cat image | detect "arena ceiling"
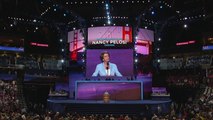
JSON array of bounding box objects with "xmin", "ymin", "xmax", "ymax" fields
[
  {"xmin": 0, "ymin": 0, "xmax": 211, "ymax": 27},
  {"xmin": 0, "ymin": 0, "xmax": 212, "ymax": 53}
]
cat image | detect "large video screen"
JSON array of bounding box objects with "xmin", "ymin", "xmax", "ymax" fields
[
  {"xmin": 88, "ymin": 26, "xmax": 133, "ymax": 48},
  {"xmin": 68, "ymin": 30, "xmax": 85, "ymax": 61},
  {"xmin": 86, "ymin": 49, "xmax": 134, "ymax": 77},
  {"xmin": 135, "ymin": 40, "xmax": 152, "ymax": 55},
  {"xmin": 135, "ymin": 29, "xmax": 154, "ymax": 55}
]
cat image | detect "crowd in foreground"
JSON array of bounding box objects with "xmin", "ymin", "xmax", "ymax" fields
[{"xmin": 1, "ymin": 79, "xmax": 213, "ymax": 120}]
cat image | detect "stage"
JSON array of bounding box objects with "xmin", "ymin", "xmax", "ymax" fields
[
  {"xmin": 47, "ymin": 99, "xmax": 172, "ymax": 114},
  {"xmin": 47, "ymin": 99, "xmax": 171, "ymax": 104},
  {"xmin": 49, "ymin": 79, "xmax": 169, "ymax": 114}
]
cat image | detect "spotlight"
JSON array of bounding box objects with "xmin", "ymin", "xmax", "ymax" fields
[
  {"xmin": 126, "ymin": 24, "xmax": 129, "ymax": 26},
  {"xmin": 10, "ymin": 24, "xmax": 13, "ymax": 27},
  {"xmin": 60, "ymin": 39, "xmax": 63, "ymax": 42},
  {"xmin": 135, "ymin": 59, "xmax": 138, "ymax": 63},
  {"xmin": 151, "ymin": 11, "xmax": 155, "ymax": 15},
  {"xmin": 157, "ymin": 59, "xmax": 160, "ymax": 63},
  {"xmin": 62, "ymin": 49, "xmax": 64, "ymax": 52},
  {"xmin": 184, "ymin": 24, "xmax": 188, "ymax": 28},
  {"xmin": 61, "ymin": 59, "xmax": 64, "ymax": 63},
  {"xmin": 158, "ymin": 38, "xmax": 161, "ymax": 41},
  {"xmin": 157, "ymin": 48, "xmax": 160, "ymax": 51}
]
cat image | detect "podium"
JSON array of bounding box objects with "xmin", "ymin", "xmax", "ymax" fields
[
  {"xmin": 75, "ymin": 81, "xmax": 143, "ymax": 100},
  {"xmin": 103, "ymin": 91, "xmax": 110, "ymax": 103}
]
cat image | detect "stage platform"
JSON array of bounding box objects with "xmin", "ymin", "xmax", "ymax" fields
[
  {"xmin": 47, "ymin": 99, "xmax": 172, "ymax": 114},
  {"xmin": 47, "ymin": 99, "xmax": 171, "ymax": 104}
]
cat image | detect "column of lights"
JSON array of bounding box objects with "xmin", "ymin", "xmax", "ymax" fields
[
  {"xmin": 105, "ymin": 2, "xmax": 111, "ymax": 25},
  {"xmin": 155, "ymin": 37, "xmax": 162, "ymax": 64},
  {"xmin": 41, "ymin": 7, "xmax": 51, "ymax": 16}
]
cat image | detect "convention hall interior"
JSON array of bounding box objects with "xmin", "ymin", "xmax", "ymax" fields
[{"xmin": 0, "ymin": 0, "xmax": 213, "ymax": 119}]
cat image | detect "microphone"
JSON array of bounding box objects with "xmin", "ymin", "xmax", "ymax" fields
[
  {"xmin": 106, "ymin": 62, "xmax": 109, "ymax": 76},
  {"xmin": 106, "ymin": 62, "xmax": 109, "ymax": 70}
]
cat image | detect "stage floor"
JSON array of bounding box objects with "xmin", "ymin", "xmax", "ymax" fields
[{"xmin": 47, "ymin": 99, "xmax": 171, "ymax": 104}]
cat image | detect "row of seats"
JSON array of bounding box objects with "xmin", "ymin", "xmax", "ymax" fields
[
  {"xmin": 0, "ymin": 56, "xmax": 63, "ymax": 70},
  {"xmin": 159, "ymin": 55, "xmax": 212, "ymax": 70}
]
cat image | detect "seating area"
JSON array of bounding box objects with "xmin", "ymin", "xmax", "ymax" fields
[
  {"xmin": 167, "ymin": 75, "xmax": 200, "ymax": 87},
  {"xmin": 186, "ymin": 55, "xmax": 212, "ymax": 68},
  {"xmin": 200, "ymin": 86, "xmax": 213, "ymax": 104},
  {"xmin": 43, "ymin": 58, "xmax": 63, "ymax": 70},
  {"xmin": 159, "ymin": 58, "xmax": 183, "ymax": 70},
  {"xmin": 0, "ymin": 55, "xmax": 63, "ymax": 70},
  {"xmin": 0, "ymin": 80, "xmax": 21, "ymax": 114},
  {"xmin": 0, "ymin": 55, "xmax": 65, "ymax": 77},
  {"xmin": 0, "ymin": 78, "xmax": 212, "ymax": 120},
  {"xmin": 159, "ymin": 55, "xmax": 212, "ymax": 70}
]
